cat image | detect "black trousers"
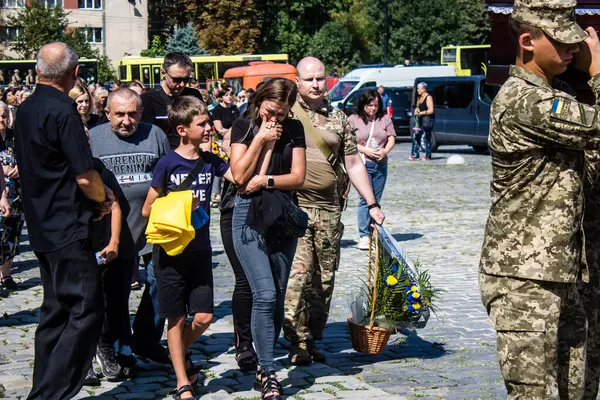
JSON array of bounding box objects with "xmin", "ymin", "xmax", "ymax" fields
[
  {"xmin": 28, "ymin": 240, "xmax": 104, "ymax": 400},
  {"xmin": 220, "ymin": 210, "xmax": 253, "ymax": 351},
  {"xmin": 99, "ymin": 257, "xmax": 134, "ymax": 352}
]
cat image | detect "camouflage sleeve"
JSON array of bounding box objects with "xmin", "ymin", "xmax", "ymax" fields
[
  {"xmin": 506, "ymin": 86, "xmax": 600, "ymax": 150},
  {"xmin": 585, "ymin": 150, "xmax": 600, "ymax": 188},
  {"xmin": 343, "ymin": 118, "xmax": 358, "ymax": 156},
  {"xmin": 589, "ymin": 74, "xmax": 600, "ymax": 104}
]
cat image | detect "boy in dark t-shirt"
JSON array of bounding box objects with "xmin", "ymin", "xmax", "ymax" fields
[{"xmin": 142, "ymin": 96, "xmax": 232, "ymax": 398}]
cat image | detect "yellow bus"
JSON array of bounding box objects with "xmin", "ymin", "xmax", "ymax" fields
[
  {"xmin": 117, "ymin": 54, "xmax": 289, "ymax": 88},
  {"xmin": 441, "ymin": 45, "xmax": 490, "ymax": 76}
]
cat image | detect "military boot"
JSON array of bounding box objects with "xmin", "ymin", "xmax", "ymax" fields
[
  {"xmin": 288, "ymin": 341, "xmax": 312, "ymax": 365},
  {"xmin": 307, "ymin": 340, "xmax": 326, "ymax": 363}
]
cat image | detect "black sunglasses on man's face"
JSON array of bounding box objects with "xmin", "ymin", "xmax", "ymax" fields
[{"xmin": 164, "ymin": 70, "xmax": 190, "ymax": 84}]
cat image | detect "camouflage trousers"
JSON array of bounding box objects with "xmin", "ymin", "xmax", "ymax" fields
[
  {"xmin": 479, "ymin": 272, "xmax": 587, "ymax": 400},
  {"xmin": 283, "ymin": 207, "xmax": 342, "ymax": 343}
]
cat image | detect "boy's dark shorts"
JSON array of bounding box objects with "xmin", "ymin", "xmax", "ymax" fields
[{"xmin": 154, "ymin": 246, "xmax": 214, "ymax": 319}]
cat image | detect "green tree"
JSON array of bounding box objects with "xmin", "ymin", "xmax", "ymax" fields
[
  {"xmin": 147, "ymin": 0, "xmax": 189, "ymax": 43},
  {"xmin": 141, "ymin": 35, "xmax": 167, "ymax": 57},
  {"xmin": 310, "ymin": 22, "xmax": 360, "ymax": 72},
  {"xmin": 166, "ymin": 24, "xmax": 207, "ymax": 56},
  {"xmin": 330, "ymin": 0, "xmax": 378, "ymax": 64},
  {"xmin": 7, "ymin": 0, "xmax": 79, "ymax": 58},
  {"xmin": 367, "ymin": 0, "xmax": 490, "ymax": 64},
  {"xmin": 196, "ymin": 0, "xmax": 261, "ymax": 54},
  {"xmin": 7, "ymin": 0, "xmax": 115, "ymax": 82}
]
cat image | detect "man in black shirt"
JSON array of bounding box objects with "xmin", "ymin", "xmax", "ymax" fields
[
  {"xmin": 141, "ymin": 52, "xmax": 204, "ymax": 149},
  {"xmin": 15, "ymin": 42, "xmax": 114, "ymax": 400}
]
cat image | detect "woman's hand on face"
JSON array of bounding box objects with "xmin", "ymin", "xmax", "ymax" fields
[{"xmin": 257, "ymin": 115, "xmax": 282, "ymax": 142}]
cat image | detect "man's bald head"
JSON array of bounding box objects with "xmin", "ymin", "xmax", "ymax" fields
[
  {"xmin": 295, "ymin": 57, "xmax": 327, "ymax": 106},
  {"xmin": 36, "ymin": 42, "xmax": 78, "ymax": 82},
  {"xmin": 296, "ymin": 57, "xmax": 325, "ymax": 78}
]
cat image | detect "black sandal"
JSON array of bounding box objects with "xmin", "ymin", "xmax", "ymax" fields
[
  {"xmin": 184, "ymin": 352, "xmax": 200, "ymax": 387},
  {"xmin": 172, "ymin": 384, "xmax": 197, "ymax": 400},
  {"xmin": 253, "ymin": 367, "xmax": 283, "ymax": 393},
  {"xmin": 235, "ymin": 347, "xmax": 258, "ymax": 371},
  {"xmin": 260, "ymin": 371, "xmax": 282, "ymax": 400}
]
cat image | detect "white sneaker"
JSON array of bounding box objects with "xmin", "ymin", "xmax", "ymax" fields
[{"xmin": 357, "ymin": 236, "xmax": 370, "ymax": 250}]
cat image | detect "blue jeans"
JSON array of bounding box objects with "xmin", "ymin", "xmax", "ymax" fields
[
  {"xmin": 132, "ymin": 257, "xmax": 166, "ymax": 349},
  {"xmin": 358, "ymin": 160, "xmax": 388, "ymax": 238},
  {"xmin": 232, "ymin": 196, "xmax": 297, "ymax": 373},
  {"xmin": 411, "ymin": 125, "xmax": 433, "ymax": 159}
]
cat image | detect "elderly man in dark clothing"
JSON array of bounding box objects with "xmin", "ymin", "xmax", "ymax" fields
[{"xmin": 15, "ymin": 42, "xmax": 114, "ymax": 400}]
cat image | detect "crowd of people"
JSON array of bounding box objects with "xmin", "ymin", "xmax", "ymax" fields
[{"xmin": 3, "ymin": 41, "xmax": 392, "ymax": 400}]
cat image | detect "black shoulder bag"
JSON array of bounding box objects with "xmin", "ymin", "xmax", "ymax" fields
[{"xmin": 244, "ymin": 124, "xmax": 308, "ymax": 242}]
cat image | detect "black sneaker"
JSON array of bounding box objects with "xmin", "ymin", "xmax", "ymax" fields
[
  {"xmin": 83, "ymin": 365, "xmax": 100, "ymax": 386},
  {"xmin": 96, "ymin": 347, "xmax": 123, "ymax": 381},
  {"xmin": 1, "ymin": 277, "xmax": 18, "ymax": 291},
  {"xmin": 117, "ymin": 354, "xmax": 137, "ymax": 379}
]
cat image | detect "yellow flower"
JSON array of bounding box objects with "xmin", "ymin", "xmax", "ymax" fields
[
  {"xmin": 412, "ymin": 292, "xmax": 421, "ymax": 299},
  {"xmin": 410, "ymin": 285, "xmax": 418, "ymax": 292},
  {"xmin": 386, "ymin": 275, "xmax": 398, "ymax": 287},
  {"xmin": 413, "ymin": 303, "xmax": 422, "ymax": 310}
]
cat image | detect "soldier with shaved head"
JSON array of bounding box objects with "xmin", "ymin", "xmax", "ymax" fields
[{"xmin": 283, "ymin": 56, "xmax": 385, "ymax": 365}]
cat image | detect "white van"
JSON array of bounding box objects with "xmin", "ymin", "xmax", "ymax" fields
[{"xmin": 328, "ymin": 65, "xmax": 457, "ymax": 108}]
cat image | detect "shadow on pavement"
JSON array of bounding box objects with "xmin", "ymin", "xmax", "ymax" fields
[
  {"xmin": 0, "ymin": 308, "xmax": 40, "ymax": 327},
  {"xmin": 392, "ymin": 233, "xmax": 423, "ymax": 242}
]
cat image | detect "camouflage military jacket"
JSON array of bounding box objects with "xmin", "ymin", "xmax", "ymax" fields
[
  {"xmin": 291, "ymin": 95, "xmax": 357, "ymax": 210},
  {"xmin": 480, "ymin": 65, "xmax": 600, "ymax": 283}
]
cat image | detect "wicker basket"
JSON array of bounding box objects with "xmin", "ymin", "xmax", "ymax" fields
[
  {"xmin": 347, "ymin": 228, "xmax": 392, "ymax": 355},
  {"xmin": 347, "ymin": 317, "xmax": 392, "ymax": 355}
]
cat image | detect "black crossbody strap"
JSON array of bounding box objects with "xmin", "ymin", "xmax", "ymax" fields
[{"xmin": 174, "ymin": 156, "xmax": 206, "ymax": 191}]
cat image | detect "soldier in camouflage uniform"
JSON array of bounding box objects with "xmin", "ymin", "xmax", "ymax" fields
[
  {"xmin": 479, "ymin": 0, "xmax": 600, "ymax": 398},
  {"xmin": 283, "ymin": 57, "xmax": 385, "ymax": 365}
]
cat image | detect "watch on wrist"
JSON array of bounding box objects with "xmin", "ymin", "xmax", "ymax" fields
[
  {"xmin": 367, "ymin": 202, "xmax": 380, "ymax": 210},
  {"xmin": 267, "ymin": 175, "xmax": 275, "ymax": 189}
]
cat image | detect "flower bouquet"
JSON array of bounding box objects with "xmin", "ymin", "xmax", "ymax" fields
[
  {"xmin": 348, "ymin": 225, "xmax": 439, "ymax": 354},
  {"xmin": 211, "ymin": 134, "xmax": 229, "ymax": 162}
]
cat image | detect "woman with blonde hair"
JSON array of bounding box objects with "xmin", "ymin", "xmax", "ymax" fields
[{"xmin": 69, "ymin": 79, "xmax": 100, "ymax": 129}]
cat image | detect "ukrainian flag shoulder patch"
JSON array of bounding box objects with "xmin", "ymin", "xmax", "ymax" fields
[
  {"xmin": 550, "ymin": 97, "xmax": 596, "ymax": 128},
  {"xmin": 552, "ymin": 98, "xmax": 565, "ymax": 115}
]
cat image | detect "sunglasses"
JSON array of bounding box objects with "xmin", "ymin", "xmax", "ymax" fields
[{"xmin": 165, "ymin": 71, "xmax": 190, "ymax": 84}]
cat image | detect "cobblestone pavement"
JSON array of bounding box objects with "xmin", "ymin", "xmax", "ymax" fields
[{"xmin": 0, "ymin": 143, "xmax": 506, "ymax": 399}]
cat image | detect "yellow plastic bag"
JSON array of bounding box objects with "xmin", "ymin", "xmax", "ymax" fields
[{"xmin": 145, "ymin": 190, "xmax": 196, "ymax": 256}]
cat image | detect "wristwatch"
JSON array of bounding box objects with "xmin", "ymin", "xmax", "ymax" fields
[
  {"xmin": 267, "ymin": 175, "xmax": 275, "ymax": 189},
  {"xmin": 368, "ymin": 202, "xmax": 380, "ymax": 210}
]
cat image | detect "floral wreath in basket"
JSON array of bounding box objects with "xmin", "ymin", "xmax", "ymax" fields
[{"xmin": 351, "ymin": 225, "xmax": 439, "ymax": 332}]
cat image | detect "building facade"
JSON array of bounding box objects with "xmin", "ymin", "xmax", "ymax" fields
[{"xmin": 1, "ymin": 0, "xmax": 148, "ymax": 64}]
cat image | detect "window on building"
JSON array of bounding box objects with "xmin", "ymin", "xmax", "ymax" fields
[
  {"xmin": 78, "ymin": 0, "xmax": 102, "ymax": 9},
  {"xmin": 80, "ymin": 27, "xmax": 103, "ymax": 44},
  {"xmin": 3, "ymin": 0, "xmax": 25, "ymax": 8},
  {"xmin": 42, "ymin": 0, "xmax": 63, "ymax": 7},
  {"xmin": 3, "ymin": 27, "xmax": 20, "ymax": 43}
]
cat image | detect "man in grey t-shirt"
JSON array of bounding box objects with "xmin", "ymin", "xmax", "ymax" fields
[{"xmin": 89, "ymin": 88, "xmax": 171, "ymax": 365}]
